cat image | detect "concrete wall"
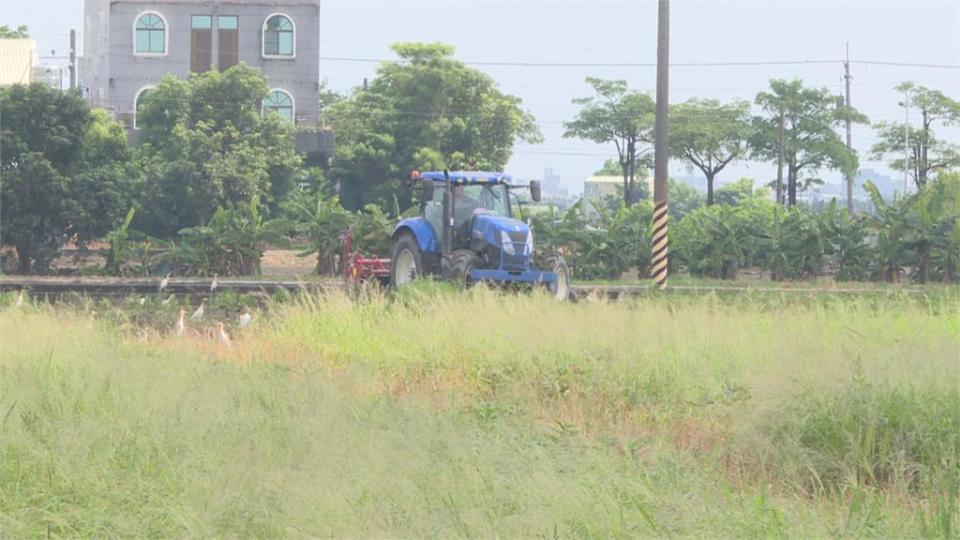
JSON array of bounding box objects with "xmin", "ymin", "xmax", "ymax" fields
[{"xmin": 83, "ymin": 0, "xmax": 320, "ymax": 126}]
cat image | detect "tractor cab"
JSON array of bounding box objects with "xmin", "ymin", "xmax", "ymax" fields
[
  {"xmin": 417, "ymin": 172, "xmax": 516, "ymax": 250},
  {"xmin": 389, "ymin": 170, "xmax": 570, "ymax": 300}
]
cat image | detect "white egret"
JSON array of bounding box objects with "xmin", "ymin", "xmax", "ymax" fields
[
  {"xmin": 191, "ymin": 299, "xmax": 206, "ymax": 320},
  {"xmin": 217, "ymin": 322, "xmax": 231, "ymax": 347},
  {"xmin": 175, "ymin": 309, "xmax": 186, "ymax": 336}
]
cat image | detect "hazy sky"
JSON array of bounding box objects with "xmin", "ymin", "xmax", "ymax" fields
[{"xmin": 3, "ymin": 0, "xmax": 958, "ymax": 193}]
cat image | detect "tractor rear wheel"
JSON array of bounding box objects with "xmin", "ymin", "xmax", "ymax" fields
[
  {"xmin": 390, "ymin": 233, "xmax": 423, "ymax": 288},
  {"xmin": 543, "ymin": 255, "xmax": 571, "ymax": 301},
  {"xmin": 449, "ymin": 250, "xmax": 482, "ymax": 290}
]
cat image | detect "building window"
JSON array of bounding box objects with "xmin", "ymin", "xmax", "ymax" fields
[
  {"xmin": 218, "ymin": 16, "xmax": 239, "ymax": 70},
  {"xmin": 133, "ymin": 85, "xmax": 154, "ymax": 129},
  {"xmin": 134, "ymin": 12, "xmax": 167, "ymax": 55},
  {"xmin": 263, "ymin": 89, "xmax": 294, "ymax": 122},
  {"xmin": 262, "ymin": 14, "xmax": 294, "ymax": 57},
  {"xmin": 190, "ymin": 15, "xmax": 212, "ymax": 73}
]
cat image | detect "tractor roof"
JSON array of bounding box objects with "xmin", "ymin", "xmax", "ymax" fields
[{"xmin": 418, "ymin": 171, "xmax": 513, "ymax": 185}]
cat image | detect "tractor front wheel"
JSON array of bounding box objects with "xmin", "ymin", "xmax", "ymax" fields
[
  {"xmin": 449, "ymin": 250, "xmax": 482, "ymax": 290},
  {"xmin": 390, "ymin": 233, "xmax": 423, "ymax": 288},
  {"xmin": 543, "ymin": 255, "xmax": 571, "ymax": 301}
]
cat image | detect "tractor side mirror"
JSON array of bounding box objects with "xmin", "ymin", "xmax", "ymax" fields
[
  {"xmin": 420, "ymin": 180, "xmax": 435, "ymax": 202},
  {"xmin": 529, "ymin": 180, "xmax": 542, "ymax": 202}
]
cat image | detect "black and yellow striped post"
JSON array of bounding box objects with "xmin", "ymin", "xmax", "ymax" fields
[
  {"xmin": 650, "ymin": 201, "xmax": 669, "ymax": 288},
  {"xmin": 651, "ymin": 0, "xmax": 670, "ymax": 289}
]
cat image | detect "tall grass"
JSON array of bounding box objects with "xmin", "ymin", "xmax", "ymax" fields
[{"xmin": 1, "ymin": 287, "xmax": 957, "ymax": 537}]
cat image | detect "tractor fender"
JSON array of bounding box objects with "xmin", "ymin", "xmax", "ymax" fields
[{"xmin": 393, "ymin": 218, "xmax": 440, "ymax": 254}]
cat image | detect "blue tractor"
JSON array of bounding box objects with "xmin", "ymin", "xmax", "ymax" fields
[{"xmin": 389, "ymin": 170, "xmax": 570, "ymax": 300}]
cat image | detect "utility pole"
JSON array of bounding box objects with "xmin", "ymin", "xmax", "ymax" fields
[
  {"xmin": 843, "ymin": 42, "xmax": 854, "ymax": 213},
  {"xmin": 776, "ymin": 99, "xmax": 785, "ymax": 206},
  {"xmin": 650, "ymin": 0, "xmax": 670, "ymax": 289},
  {"xmin": 69, "ymin": 29, "xmax": 77, "ymax": 90}
]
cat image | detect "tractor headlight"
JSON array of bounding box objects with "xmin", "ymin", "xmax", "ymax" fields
[
  {"xmin": 525, "ymin": 229, "xmax": 534, "ymax": 255},
  {"xmin": 501, "ymin": 230, "xmax": 516, "ymax": 255}
]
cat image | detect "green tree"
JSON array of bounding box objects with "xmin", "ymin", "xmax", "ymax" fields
[
  {"xmin": 594, "ymin": 158, "xmax": 622, "ymax": 176},
  {"xmin": 564, "ymin": 78, "xmax": 655, "ymax": 206},
  {"xmin": 714, "ymin": 178, "xmax": 756, "ymax": 206},
  {"xmin": 331, "ymin": 43, "xmax": 540, "ymax": 211},
  {"xmin": 753, "ymin": 79, "xmax": 866, "ymax": 206},
  {"xmin": 70, "ymin": 109, "xmax": 142, "ymax": 245},
  {"xmin": 871, "ymin": 83, "xmax": 960, "ymax": 190},
  {"xmin": 667, "ymin": 179, "xmax": 705, "ymax": 221},
  {"xmin": 135, "ymin": 64, "xmax": 302, "ymax": 237},
  {"xmin": 0, "ymin": 85, "xmax": 135, "ymax": 272},
  {"xmin": 0, "ymin": 25, "xmax": 29, "ymax": 38},
  {"xmin": 669, "ymin": 99, "xmax": 752, "ymax": 205}
]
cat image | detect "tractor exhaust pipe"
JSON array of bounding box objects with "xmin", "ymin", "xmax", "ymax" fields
[{"xmin": 442, "ymin": 169, "xmax": 453, "ymax": 255}]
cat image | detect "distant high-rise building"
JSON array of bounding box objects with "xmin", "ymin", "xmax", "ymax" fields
[
  {"xmin": 541, "ymin": 167, "xmax": 568, "ymax": 197},
  {"xmin": 856, "ymin": 169, "xmax": 902, "ymax": 200}
]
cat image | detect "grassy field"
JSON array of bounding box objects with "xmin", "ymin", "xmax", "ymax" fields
[{"xmin": 1, "ymin": 286, "xmax": 958, "ymax": 537}]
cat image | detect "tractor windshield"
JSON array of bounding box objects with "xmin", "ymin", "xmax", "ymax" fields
[{"xmin": 453, "ymin": 184, "xmax": 510, "ymax": 224}]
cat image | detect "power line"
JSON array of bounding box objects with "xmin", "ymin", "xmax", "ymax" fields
[
  {"xmin": 319, "ymin": 56, "xmax": 844, "ymax": 68},
  {"xmin": 320, "ymin": 56, "xmax": 960, "ymax": 69},
  {"xmin": 853, "ymin": 60, "xmax": 960, "ymax": 70}
]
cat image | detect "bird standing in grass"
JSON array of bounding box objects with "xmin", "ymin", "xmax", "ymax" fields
[
  {"xmin": 210, "ymin": 274, "xmax": 219, "ymax": 294},
  {"xmin": 15, "ymin": 290, "xmax": 24, "ymax": 307},
  {"xmin": 217, "ymin": 322, "xmax": 231, "ymax": 347},
  {"xmin": 238, "ymin": 311, "xmax": 253, "ymax": 329},
  {"xmin": 175, "ymin": 309, "xmax": 186, "ymax": 336},
  {"xmin": 191, "ymin": 299, "xmax": 206, "ymax": 320},
  {"xmin": 159, "ymin": 272, "xmax": 171, "ymax": 292}
]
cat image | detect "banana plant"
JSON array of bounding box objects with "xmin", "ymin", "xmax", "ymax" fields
[
  {"xmin": 287, "ymin": 193, "xmax": 352, "ymax": 275},
  {"xmin": 105, "ymin": 207, "xmax": 137, "ymax": 276},
  {"xmin": 674, "ymin": 204, "xmax": 746, "ymax": 279},
  {"xmin": 178, "ymin": 197, "xmax": 291, "ymax": 276},
  {"xmin": 351, "ymin": 204, "xmax": 393, "ymax": 256},
  {"xmin": 910, "ymin": 176, "xmax": 960, "ymax": 283},
  {"xmin": 862, "ymin": 181, "xmax": 912, "ymax": 282},
  {"xmin": 820, "ymin": 199, "xmax": 870, "ymax": 281}
]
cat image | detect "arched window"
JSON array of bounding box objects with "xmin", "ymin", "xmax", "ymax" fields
[
  {"xmin": 133, "ymin": 86, "xmax": 155, "ymax": 129},
  {"xmin": 134, "ymin": 12, "xmax": 167, "ymax": 55},
  {"xmin": 262, "ymin": 14, "xmax": 294, "ymax": 57},
  {"xmin": 263, "ymin": 89, "xmax": 294, "ymax": 122}
]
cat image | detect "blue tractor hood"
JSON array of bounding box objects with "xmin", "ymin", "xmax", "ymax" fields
[{"xmin": 471, "ymin": 213, "xmax": 530, "ymax": 244}]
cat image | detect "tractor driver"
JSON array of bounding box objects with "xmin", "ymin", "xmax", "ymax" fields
[
  {"xmin": 452, "ymin": 184, "xmax": 482, "ymax": 241},
  {"xmin": 453, "ymin": 184, "xmax": 480, "ymax": 224}
]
